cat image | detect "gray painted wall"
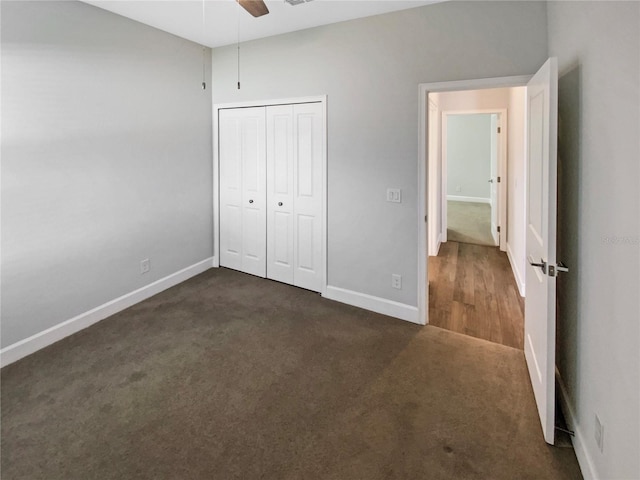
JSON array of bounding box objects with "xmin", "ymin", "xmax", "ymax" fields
[
  {"xmin": 548, "ymin": 2, "xmax": 639, "ymax": 478},
  {"xmin": 1, "ymin": 1, "xmax": 213, "ymax": 348},
  {"xmin": 446, "ymin": 114, "xmax": 492, "ymax": 200},
  {"xmin": 212, "ymin": 1, "xmax": 548, "ymax": 306}
]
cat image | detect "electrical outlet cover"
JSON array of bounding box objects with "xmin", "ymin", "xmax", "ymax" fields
[{"xmin": 140, "ymin": 259, "xmax": 150, "ymax": 274}]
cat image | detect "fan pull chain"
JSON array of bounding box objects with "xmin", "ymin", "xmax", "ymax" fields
[
  {"xmin": 237, "ymin": 0, "xmax": 241, "ymax": 89},
  {"xmin": 201, "ymin": 0, "xmax": 206, "ymax": 89},
  {"xmin": 202, "ymin": 47, "xmax": 206, "ymax": 90}
]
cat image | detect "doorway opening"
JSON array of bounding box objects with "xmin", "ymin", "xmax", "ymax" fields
[
  {"xmin": 442, "ymin": 111, "xmax": 503, "ymax": 248},
  {"xmin": 425, "ymin": 85, "xmax": 527, "ymax": 349},
  {"xmin": 419, "ymin": 60, "xmax": 561, "ymax": 445}
]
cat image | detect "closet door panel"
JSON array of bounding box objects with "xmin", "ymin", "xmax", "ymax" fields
[
  {"xmin": 241, "ymin": 110, "xmax": 267, "ymax": 277},
  {"xmin": 219, "ymin": 107, "xmax": 266, "ymax": 277},
  {"xmin": 219, "ymin": 112, "xmax": 244, "ymax": 271},
  {"xmin": 296, "ymin": 214, "xmax": 315, "ymax": 272},
  {"xmin": 293, "ymin": 103, "xmax": 323, "ymax": 292},
  {"xmin": 266, "ymin": 105, "xmax": 295, "ymax": 285}
]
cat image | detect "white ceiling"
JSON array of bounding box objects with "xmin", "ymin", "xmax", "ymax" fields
[{"xmin": 82, "ymin": 0, "xmax": 441, "ymax": 48}]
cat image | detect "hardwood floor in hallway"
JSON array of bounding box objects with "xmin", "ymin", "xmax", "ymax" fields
[{"xmin": 428, "ymin": 241, "xmax": 525, "ymax": 349}]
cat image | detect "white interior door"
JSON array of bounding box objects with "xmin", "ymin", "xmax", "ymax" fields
[
  {"xmin": 524, "ymin": 57, "xmax": 559, "ymax": 445},
  {"xmin": 490, "ymin": 114, "xmax": 499, "ymax": 245},
  {"xmin": 219, "ymin": 107, "xmax": 267, "ymax": 277},
  {"xmin": 292, "ymin": 102, "xmax": 323, "ymax": 292},
  {"xmin": 266, "ymin": 105, "xmax": 295, "ymax": 285}
]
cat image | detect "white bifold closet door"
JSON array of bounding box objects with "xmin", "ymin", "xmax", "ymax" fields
[
  {"xmin": 266, "ymin": 103, "xmax": 323, "ymax": 292},
  {"xmin": 219, "ymin": 102, "xmax": 323, "ymax": 293},
  {"xmin": 219, "ymin": 107, "xmax": 267, "ymax": 277}
]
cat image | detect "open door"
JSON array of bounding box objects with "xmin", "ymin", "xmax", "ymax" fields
[
  {"xmin": 524, "ymin": 57, "xmax": 560, "ymax": 445},
  {"xmin": 489, "ymin": 114, "xmax": 499, "ymax": 245}
]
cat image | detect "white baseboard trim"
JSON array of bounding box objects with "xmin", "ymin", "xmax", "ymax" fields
[
  {"xmin": 506, "ymin": 242, "xmax": 525, "ymax": 297},
  {"xmin": 1, "ymin": 257, "xmax": 214, "ymax": 368},
  {"xmin": 323, "ymin": 286, "xmax": 421, "ymax": 325},
  {"xmin": 447, "ymin": 195, "xmax": 491, "ymax": 204},
  {"xmin": 556, "ymin": 369, "xmax": 596, "ymax": 480},
  {"xmin": 435, "ymin": 233, "xmax": 442, "ymax": 256}
]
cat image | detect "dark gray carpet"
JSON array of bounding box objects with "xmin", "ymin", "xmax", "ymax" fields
[
  {"xmin": 1, "ymin": 268, "xmax": 582, "ymax": 479},
  {"xmin": 448, "ymin": 201, "xmax": 496, "ymax": 246}
]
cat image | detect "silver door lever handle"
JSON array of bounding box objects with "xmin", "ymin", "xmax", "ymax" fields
[
  {"xmin": 549, "ymin": 261, "xmax": 569, "ymax": 277},
  {"xmin": 528, "ymin": 255, "xmax": 547, "ymax": 274}
]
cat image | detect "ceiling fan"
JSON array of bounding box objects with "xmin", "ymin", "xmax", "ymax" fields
[
  {"xmin": 237, "ymin": 0, "xmax": 270, "ymax": 18},
  {"xmin": 236, "ymin": 0, "xmax": 312, "ymax": 18}
]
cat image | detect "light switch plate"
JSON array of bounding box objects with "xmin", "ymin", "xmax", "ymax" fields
[{"xmin": 387, "ymin": 188, "xmax": 401, "ymax": 203}]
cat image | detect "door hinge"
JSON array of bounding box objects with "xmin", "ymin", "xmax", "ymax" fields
[
  {"xmin": 497, "ymin": 226, "xmax": 501, "ymax": 233},
  {"xmin": 555, "ymin": 426, "xmax": 575, "ymax": 437},
  {"xmin": 425, "ymin": 215, "xmax": 428, "ymax": 223},
  {"xmin": 497, "ymin": 127, "xmax": 501, "ymax": 134},
  {"xmin": 497, "ymin": 176, "xmax": 501, "ymax": 183}
]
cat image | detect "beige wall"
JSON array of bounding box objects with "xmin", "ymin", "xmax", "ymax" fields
[{"xmin": 506, "ymin": 87, "xmax": 527, "ymax": 295}]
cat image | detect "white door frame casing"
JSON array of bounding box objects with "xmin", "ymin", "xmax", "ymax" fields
[
  {"xmin": 213, "ymin": 95, "xmax": 328, "ymax": 296},
  {"xmin": 427, "ymin": 98, "xmax": 441, "ymax": 256},
  {"xmin": 440, "ymin": 108, "xmax": 508, "ymax": 251},
  {"xmin": 418, "ymin": 76, "xmax": 531, "ymax": 326}
]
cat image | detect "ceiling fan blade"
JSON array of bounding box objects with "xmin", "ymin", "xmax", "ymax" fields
[{"xmin": 237, "ymin": 0, "xmax": 269, "ymax": 18}]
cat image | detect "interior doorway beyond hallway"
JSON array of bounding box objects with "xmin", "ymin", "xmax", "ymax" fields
[{"xmin": 443, "ymin": 112, "xmax": 500, "ymax": 248}]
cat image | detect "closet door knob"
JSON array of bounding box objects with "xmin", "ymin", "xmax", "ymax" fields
[
  {"xmin": 249, "ymin": 199, "xmax": 254, "ymax": 204},
  {"xmin": 278, "ymin": 202, "xmax": 283, "ymax": 206}
]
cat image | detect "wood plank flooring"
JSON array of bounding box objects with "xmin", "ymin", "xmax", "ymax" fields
[{"xmin": 428, "ymin": 241, "xmax": 525, "ymax": 349}]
